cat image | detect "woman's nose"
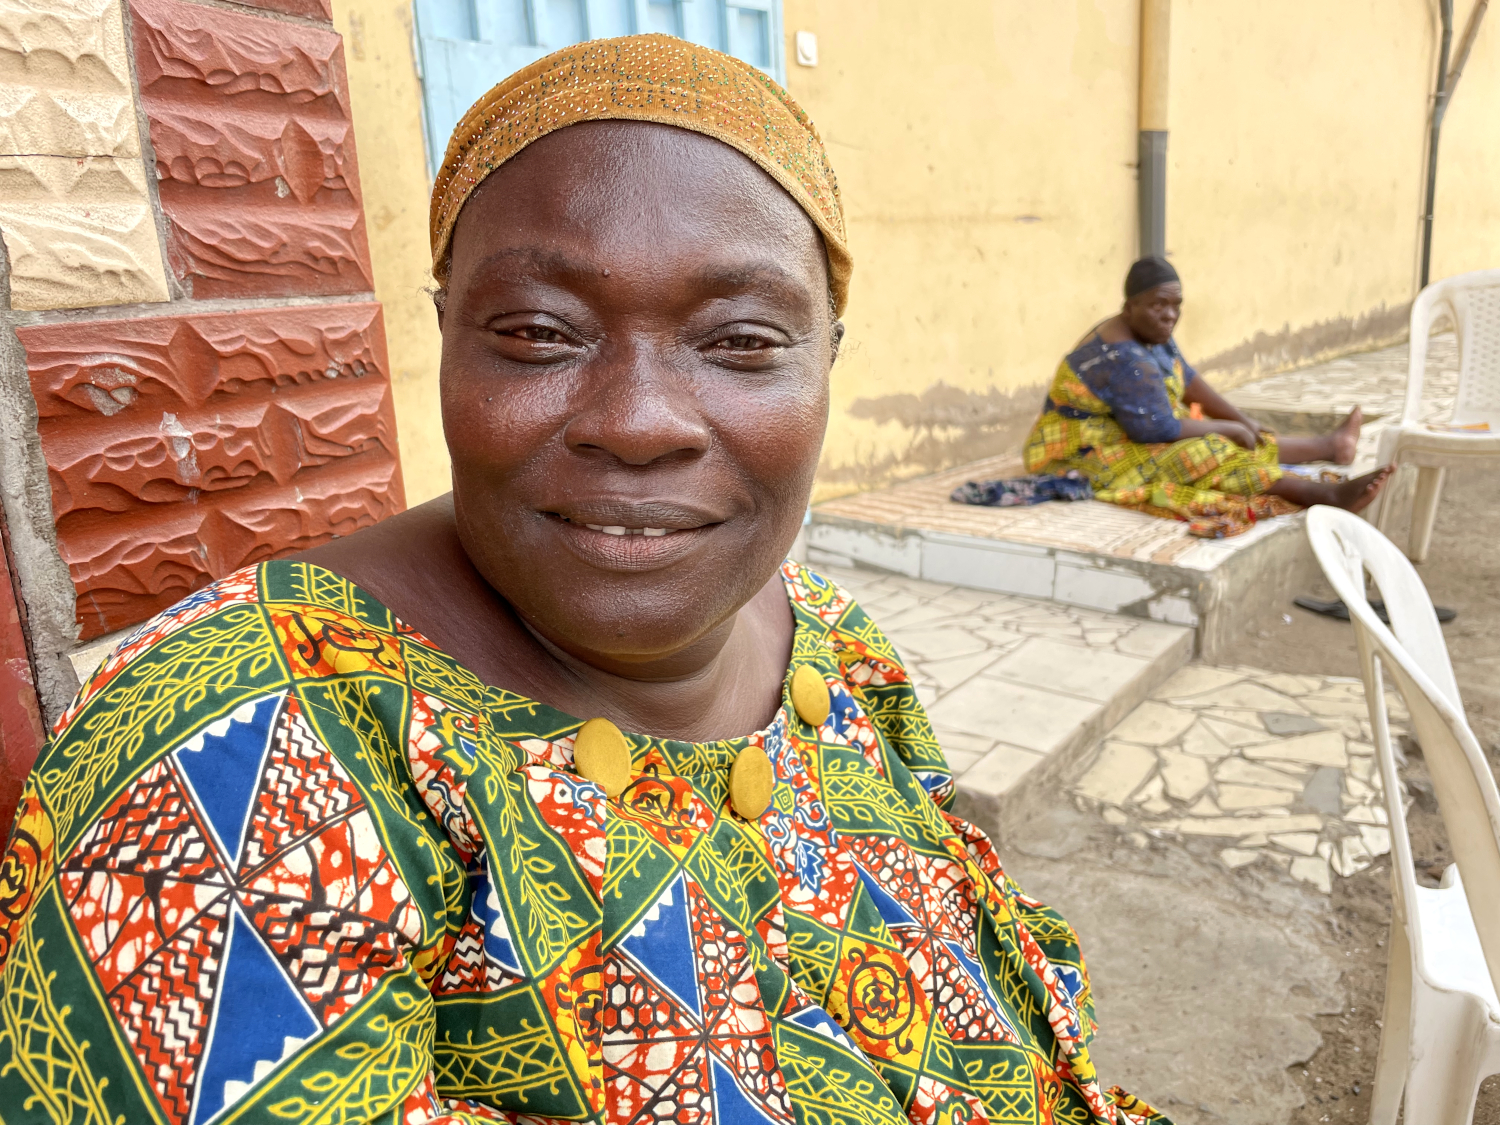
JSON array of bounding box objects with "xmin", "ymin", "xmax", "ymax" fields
[{"xmin": 562, "ymin": 354, "xmax": 712, "ymax": 466}]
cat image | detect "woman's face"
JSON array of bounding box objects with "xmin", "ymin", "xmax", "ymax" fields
[
  {"xmin": 440, "ymin": 121, "xmax": 835, "ymax": 667},
  {"xmin": 1124, "ymin": 281, "xmax": 1182, "ymax": 345}
]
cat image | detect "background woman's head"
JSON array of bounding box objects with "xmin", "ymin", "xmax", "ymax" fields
[
  {"xmin": 1123, "ymin": 256, "xmax": 1182, "ymax": 345},
  {"xmin": 427, "ymin": 39, "xmax": 849, "ymax": 666}
]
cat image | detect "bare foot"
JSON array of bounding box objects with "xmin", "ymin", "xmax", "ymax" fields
[
  {"xmin": 1331, "ymin": 464, "xmax": 1392, "ymax": 513},
  {"xmin": 1331, "ymin": 407, "xmax": 1363, "ymax": 465}
]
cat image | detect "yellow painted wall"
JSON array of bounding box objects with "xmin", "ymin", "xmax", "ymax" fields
[
  {"xmin": 333, "ymin": 0, "xmax": 1500, "ymax": 506},
  {"xmin": 781, "ymin": 0, "xmax": 1141, "ymax": 500},
  {"xmin": 1165, "ymin": 0, "xmax": 1435, "ymax": 383},
  {"xmin": 333, "ymin": 0, "xmax": 451, "ymax": 505}
]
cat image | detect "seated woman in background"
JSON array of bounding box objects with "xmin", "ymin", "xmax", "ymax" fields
[
  {"xmin": 1024, "ymin": 257, "xmax": 1391, "ymax": 535},
  {"xmin": 0, "ymin": 36, "xmax": 1172, "ymax": 1125}
]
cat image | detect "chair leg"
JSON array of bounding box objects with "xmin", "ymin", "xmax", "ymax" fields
[
  {"xmin": 1368, "ymin": 919, "xmax": 1411, "ymax": 1125},
  {"xmin": 1407, "ymin": 466, "xmax": 1445, "ymax": 563},
  {"xmin": 1371, "ymin": 429, "xmax": 1403, "ymax": 532},
  {"xmin": 1400, "ymin": 987, "xmax": 1487, "ymax": 1125}
]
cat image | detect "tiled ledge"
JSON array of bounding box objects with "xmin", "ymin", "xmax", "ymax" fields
[{"xmin": 810, "ymin": 459, "xmax": 1306, "ymax": 665}]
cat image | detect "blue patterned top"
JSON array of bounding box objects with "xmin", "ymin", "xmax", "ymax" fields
[{"xmin": 1060, "ymin": 333, "xmax": 1197, "ymax": 443}]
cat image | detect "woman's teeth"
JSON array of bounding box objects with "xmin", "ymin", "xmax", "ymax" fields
[{"xmin": 585, "ymin": 525, "xmax": 672, "ymax": 537}]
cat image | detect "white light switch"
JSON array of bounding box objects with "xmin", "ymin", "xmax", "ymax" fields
[{"xmin": 795, "ymin": 30, "xmax": 818, "ymax": 67}]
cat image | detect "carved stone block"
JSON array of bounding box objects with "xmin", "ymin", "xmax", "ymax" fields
[
  {"xmin": 0, "ymin": 154, "xmax": 170, "ymax": 309},
  {"xmin": 129, "ymin": 0, "xmax": 374, "ymax": 299},
  {"xmin": 17, "ymin": 303, "xmax": 405, "ymax": 638},
  {"xmin": 0, "ymin": 0, "xmax": 139, "ymax": 156},
  {"xmin": 229, "ymin": 0, "xmax": 334, "ymax": 24},
  {"xmin": 0, "ymin": 0, "xmax": 170, "ymax": 309}
]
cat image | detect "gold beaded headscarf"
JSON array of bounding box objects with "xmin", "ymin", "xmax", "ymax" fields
[{"xmin": 428, "ymin": 34, "xmax": 852, "ymax": 314}]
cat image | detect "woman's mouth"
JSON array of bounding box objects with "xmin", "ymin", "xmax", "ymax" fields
[
  {"xmin": 546, "ymin": 510, "xmax": 717, "ymax": 570},
  {"xmin": 583, "ymin": 524, "xmax": 674, "ymax": 537}
]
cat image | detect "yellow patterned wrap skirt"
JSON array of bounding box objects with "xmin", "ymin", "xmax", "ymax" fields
[{"xmin": 1023, "ymin": 355, "xmax": 1293, "ymax": 537}]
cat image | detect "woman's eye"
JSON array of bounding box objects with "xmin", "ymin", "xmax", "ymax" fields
[
  {"xmin": 509, "ymin": 326, "xmax": 566, "ymax": 343},
  {"xmin": 721, "ymin": 334, "xmax": 770, "ymax": 350}
]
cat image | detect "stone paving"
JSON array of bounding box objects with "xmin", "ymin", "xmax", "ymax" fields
[
  {"xmin": 823, "ymin": 563, "xmax": 1192, "ymax": 793},
  {"xmin": 1067, "ymin": 662, "xmax": 1406, "ymax": 894}
]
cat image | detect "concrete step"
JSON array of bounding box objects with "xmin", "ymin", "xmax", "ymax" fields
[
  {"xmin": 809, "ymin": 455, "xmax": 1309, "ymax": 665},
  {"xmin": 824, "ymin": 563, "xmax": 1193, "ymax": 843}
]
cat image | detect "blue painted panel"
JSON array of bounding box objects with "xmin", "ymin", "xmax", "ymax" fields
[
  {"xmin": 586, "ymin": 0, "xmax": 635, "ymax": 38},
  {"xmin": 541, "ymin": 0, "xmax": 588, "ymax": 45},
  {"xmin": 417, "ymin": 0, "xmax": 478, "ymax": 41},
  {"xmin": 728, "ymin": 6, "xmax": 769, "ymax": 68},
  {"xmin": 644, "ymin": 0, "xmax": 681, "ymax": 36}
]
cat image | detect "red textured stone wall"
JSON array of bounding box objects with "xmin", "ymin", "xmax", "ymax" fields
[
  {"xmin": 20, "ymin": 305, "xmax": 403, "ymax": 639},
  {"xmin": 130, "ymin": 0, "xmax": 374, "ymax": 299},
  {"xmin": 0, "ymin": 508, "xmax": 45, "ymax": 843},
  {"xmin": 0, "ymin": 0, "xmax": 407, "ymax": 653}
]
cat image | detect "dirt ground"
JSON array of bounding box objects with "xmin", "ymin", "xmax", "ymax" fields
[{"xmin": 1233, "ymin": 465, "xmax": 1500, "ymax": 1123}]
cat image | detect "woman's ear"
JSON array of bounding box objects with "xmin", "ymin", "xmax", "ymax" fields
[{"xmin": 830, "ymin": 320, "xmax": 846, "ymax": 366}]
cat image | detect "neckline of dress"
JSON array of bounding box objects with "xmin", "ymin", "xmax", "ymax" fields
[
  {"xmin": 1087, "ymin": 327, "xmax": 1173, "ymax": 353},
  {"xmin": 285, "ymin": 559, "xmax": 809, "ymax": 753}
]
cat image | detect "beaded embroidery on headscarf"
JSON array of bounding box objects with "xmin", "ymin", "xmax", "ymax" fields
[{"xmin": 427, "ymin": 34, "xmax": 852, "ymax": 314}]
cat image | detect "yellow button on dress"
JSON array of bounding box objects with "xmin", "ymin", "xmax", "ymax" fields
[
  {"xmin": 573, "ymin": 716, "xmax": 632, "ymax": 797},
  {"xmin": 728, "ymin": 744, "xmax": 774, "ymax": 819},
  {"xmin": 790, "ymin": 663, "xmax": 830, "ymax": 727}
]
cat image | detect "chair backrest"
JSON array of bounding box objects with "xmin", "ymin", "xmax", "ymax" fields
[
  {"xmin": 1306, "ymin": 505, "xmax": 1500, "ymax": 993},
  {"xmin": 1406, "ymin": 268, "xmax": 1500, "ymax": 426}
]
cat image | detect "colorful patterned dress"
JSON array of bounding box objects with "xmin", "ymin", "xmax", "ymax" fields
[
  {"xmin": 0, "ymin": 559, "xmax": 1169, "ymax": 1125},
  {"xmin": 1024, "ymin": 332, "xmax": 1292, "ymax": 537}
]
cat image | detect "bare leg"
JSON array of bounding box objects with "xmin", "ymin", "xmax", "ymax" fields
[
  {"xmin": 1269, "ymin": 464, "xmax": 1392, "ymax": 513},
  {"xmin": 1276, "ymin": 407, "xmax": 1363, "ymax": 466}
]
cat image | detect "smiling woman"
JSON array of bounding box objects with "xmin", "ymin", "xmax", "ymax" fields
[{"xmin": 0, "ymin": 35, "xmax": 1170, "ymax": 1125}]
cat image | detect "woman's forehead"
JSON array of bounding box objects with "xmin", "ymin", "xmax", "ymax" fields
[{"xmin": 447, "ymin": 122, "xmax": 827, "ymax": 292}]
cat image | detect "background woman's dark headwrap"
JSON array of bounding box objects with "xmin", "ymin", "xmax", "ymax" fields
[{"xmin": 1124, "ymin": 256, "xmax": 1180, "ymax": 299}]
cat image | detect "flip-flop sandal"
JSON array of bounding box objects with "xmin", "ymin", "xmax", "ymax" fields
[{"xmin": 1293, "ymin": 596, "xmax": 1457, "ymax": 624}]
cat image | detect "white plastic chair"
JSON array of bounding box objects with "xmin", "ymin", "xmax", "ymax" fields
[
  {"xmin": 1306, "ymin": 506, "xmax": 1500, "ymax": 1124},
  {"xmin": 1373, "ymin": 268, "xmax": 1500, "ymax": 562}
]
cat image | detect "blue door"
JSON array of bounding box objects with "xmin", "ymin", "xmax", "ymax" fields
[{"xmin": 414, "ymin": 0, "xmax": 785, "ymax": 176}]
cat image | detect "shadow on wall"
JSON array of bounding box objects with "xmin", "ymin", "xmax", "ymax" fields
[
  {"xmin": 818, "ymin": 380, "xmax": 1043, "ymax": 495},
  {"xmin": 1198, "ymin": 301, "xmax": 1412, "ymax": 392}
]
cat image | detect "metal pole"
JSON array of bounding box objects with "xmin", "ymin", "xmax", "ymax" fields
[
  {"xmin": 1138, "ymin": 0, "xmax": 1170, "ymax": 258},
  {"xmin": 1420, "ymin": 0, "xmax": 1455, "ymax": 289}
]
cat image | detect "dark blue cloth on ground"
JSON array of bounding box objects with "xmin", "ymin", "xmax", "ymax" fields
[{"xmin": 951, "ymin": 469, "xmax": 1094, "ymax": 507}]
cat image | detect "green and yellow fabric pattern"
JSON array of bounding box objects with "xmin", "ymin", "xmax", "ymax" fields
[
  {"xmin": 1025, "ymin": 335, "xmax": 1292, "ymax": 537},
  {"xmin": 0, "ymin": 559, "xmax": 1169, "ymax": 1125}
]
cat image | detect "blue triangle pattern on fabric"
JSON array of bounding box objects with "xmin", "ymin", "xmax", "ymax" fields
[
  {"xmin": 854, "ymin": 863, "xmax": 917, "ymax": 929},
  {"xmin": 471, "ymin": 867, "xmax": 523, "ymax": 974},
  {"xmin": 192, "ymin": 904, "xmax": 317, "ymax": 1125},
  {"xmin": 711, "ymin": 1056, "xmax": 778, "ymax": 1125},
  {"xmin": 787, "ymin": 1003, "xmax": 859, "ymax": 1052},
  {"xmin": 619, "ymin": 872, "xmax": 701, "ymax": 1016},
  {"xmin": 943, "ymin": 939, "xmax": 1007, "ymax": 1020},
  {"xmin": 174, "ymin": 693, "xmax": 283, "ymax": 865}
]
